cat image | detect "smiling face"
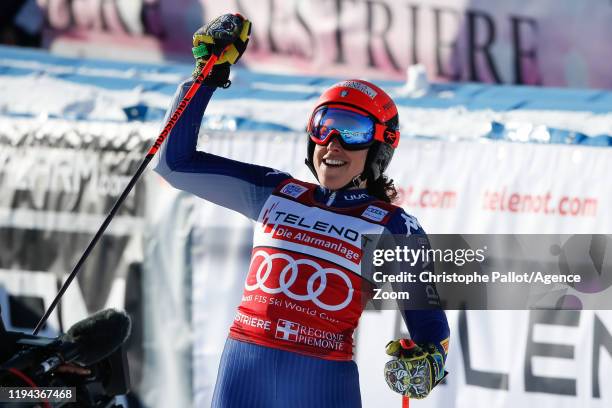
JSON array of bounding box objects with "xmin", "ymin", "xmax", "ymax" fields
[{"xmin": 313, "ymin": 137, "xmax": 368, "ymax": 190}]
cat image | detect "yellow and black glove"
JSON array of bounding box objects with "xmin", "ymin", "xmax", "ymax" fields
[
  {"xmin": 192, "ymin": 13, "xmax": 252, "ymax": 87},
  {"xmin": 384, "ymin": 339, "xmax": 448, "ymax": 399}
]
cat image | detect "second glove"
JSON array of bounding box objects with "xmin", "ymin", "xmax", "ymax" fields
[{"xmin": 384, "ymin": 339, "xmax": 448, "ymax": 399}]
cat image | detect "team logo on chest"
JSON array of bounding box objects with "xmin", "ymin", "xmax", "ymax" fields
[
  {"xmin": 245, "ymin": 249, "xmax": 354, "ymax": 311},
  {"xmin": 259, "ymin": 202, "xmax": 363, "ymax": 265},
  {"xmin": 264, "ymin": 210, "xmax": 359, "ymax": 242},
  {"xmin": 345, "ymin": 193, "xmax": 368, "ymax": 201}
]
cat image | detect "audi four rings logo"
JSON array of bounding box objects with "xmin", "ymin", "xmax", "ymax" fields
[{"xmin": 245, "ymin": 250, "xmax": 354, "ymax": 311}]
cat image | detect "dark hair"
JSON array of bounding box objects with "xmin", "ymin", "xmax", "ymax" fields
[{"xmin": 367, "ymin": 174, "xmax": 398, "ymax": 203}]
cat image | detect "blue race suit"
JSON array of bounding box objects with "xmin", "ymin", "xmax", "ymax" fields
[{"xmin": 154, "ymin": 80, "xmax": 450, "ymax": 407}]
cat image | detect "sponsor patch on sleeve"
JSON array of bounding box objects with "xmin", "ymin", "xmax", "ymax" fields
[
  {"xmin": 280, "ymin": 183, "xmax": 308, "ymax": 198},
  {"xmin": 361, "ymin": 205, "xmax": 389, "ymax": 222}
]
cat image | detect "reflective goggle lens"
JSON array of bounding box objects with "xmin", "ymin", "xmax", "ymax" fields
[{"xmin": 310, "ymin": 107, "xmax": 375, "ymax": 147}]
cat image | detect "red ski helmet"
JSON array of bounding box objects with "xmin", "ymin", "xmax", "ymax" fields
[{"xmin": 305, "ymin": 79, "xmax": 400, "ymax": 184}]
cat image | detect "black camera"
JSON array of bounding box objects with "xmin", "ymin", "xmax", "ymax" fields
[{"xmin": 0, "ymin": 306, "xmax": 131, "ymax": 407}]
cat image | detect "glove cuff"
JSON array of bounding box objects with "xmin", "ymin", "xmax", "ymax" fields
[{"xmin": 192, "ymin": 62, "xmax": 231, "ymax": 88}]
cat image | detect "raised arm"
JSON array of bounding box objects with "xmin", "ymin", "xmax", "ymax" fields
[
  {"xmin": 153, "ymin": 14, "xmax": 291, "ymax": 220},
  {"xmin": 153, "ymin": 80, "xmax": 291, "ymax": 220}
]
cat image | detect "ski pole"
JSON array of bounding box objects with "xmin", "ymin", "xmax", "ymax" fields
[{"xmin": 33, "ymin": 52, "xmax": 222, "ymax": 335}]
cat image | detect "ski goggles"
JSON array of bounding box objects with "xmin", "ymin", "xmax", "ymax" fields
[{"xmin": 307, "ymin": 105, "xmax": 399, "ymax": 150}]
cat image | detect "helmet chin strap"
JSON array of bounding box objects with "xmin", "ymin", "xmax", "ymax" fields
[{"xmin": 339, "ymin": 172, "xmax": 367, "ymax": 191}]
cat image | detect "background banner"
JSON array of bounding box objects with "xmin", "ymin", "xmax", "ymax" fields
[
  {"xmin": 37, "ymin": 0, "xmax": 612, "ymax": 88},
  {"xmin": 0, "ymin": 119, "xmax": 150, "ymax": 399}
]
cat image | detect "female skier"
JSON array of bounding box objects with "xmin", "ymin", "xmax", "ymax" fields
[{"xmin": 154, "ymin": 13, "xmax": 449, "ymax": 408}]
